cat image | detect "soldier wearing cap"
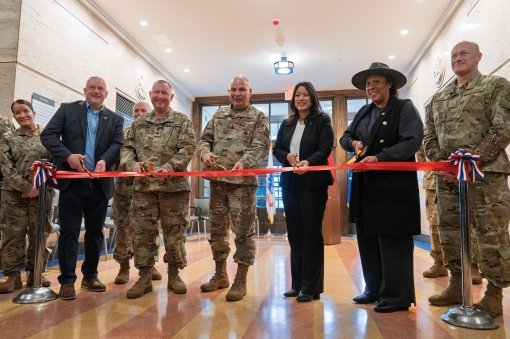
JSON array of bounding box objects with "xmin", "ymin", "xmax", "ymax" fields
[{"xmin": 424, "ymin": 41, "xmax": 510, "ymax": 318}]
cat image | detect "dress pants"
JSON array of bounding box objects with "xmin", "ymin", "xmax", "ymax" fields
[
  {"xmin": 57, "ymin": 179, "xmax": 108, "ymax": 284},
  {"xmin": 356, "ymin": 231, "xmax": 415, "ymax": 307},
  {"xmin": 282, "ymin": 174, "xmax": 328, "ymax": 295}
]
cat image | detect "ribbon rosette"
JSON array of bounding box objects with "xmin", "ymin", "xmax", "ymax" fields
[
  {"xmin": 448, "ymin": 149, "xmax": 484, "ymax": 183},
  {"xmin": 31, "ymin": 160, "xmax": 58, "ymax": 188}
]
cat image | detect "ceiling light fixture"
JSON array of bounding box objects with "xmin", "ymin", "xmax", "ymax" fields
[
  {"xmin": 140, "ymin": 20, "xmax": 148, "ymax": 26},
  {"xmin": 401, "ymin": 29, "xmax": 409, "ymax": 35},
  {"xmin": 388, "ymin": 55, "xmax": 396, "ymax": 60},
  {"xmin": 165, "ymin": 48, "xmax": 172, "ymax": 53},
  {"xmin": 274, "ymin": 56, "xmax": 294, "ymax": 75}
]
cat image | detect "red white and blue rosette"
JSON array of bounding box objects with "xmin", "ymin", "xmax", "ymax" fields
[
  {"xmin": 30, "ymin": 160, "xmax": 58, "ymax": 188},
  {"xmin": 448, "ymin": 149, "xmax": 484, "ymax": 183}
]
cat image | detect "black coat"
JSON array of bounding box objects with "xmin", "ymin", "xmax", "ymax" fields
[
  {"xmin": 40, "ymin": 100, "xmax": 124, "ymax": 200},
  {"xmin": 274, "ymin": 113, "xmax": 334, "ymax": 190},
  {"xmin": 340, "ymin": 97, "xmax": 422, "ymax": 236}
]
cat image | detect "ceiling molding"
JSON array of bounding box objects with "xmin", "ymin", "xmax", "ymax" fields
[
  {"xmin": 405, "ymin": 0, "xmax": 464, "ymax": 77},
  {"xmin": 80, "ymin": 0, "xmax": 194, "ymax": 101}
]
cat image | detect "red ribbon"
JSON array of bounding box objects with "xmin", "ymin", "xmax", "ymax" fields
[{"xmin": 53, "ymin": 161, "xmax": 456, "ymax": 179}]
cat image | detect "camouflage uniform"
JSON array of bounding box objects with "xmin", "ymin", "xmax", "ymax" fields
[
  {"xmin": 0, "ymin": 116, "xmax": 14, "ymax": 227},
  {"xmin": 112, "ymin": 127, "xmax": 135, "ymax": 264},
  {"xmin": 197, "ymin": 105, "xmax": 269, "ymax": 265},
  {"xmin": 0, "ymin": 125, "xmax": 53, "ymax": 274},
  {"xmin": 120, "ymin": 109, "xmax": 195, "ymax": 270},
  {"xmin": 416, "ymin": 147, "xmax": 480, "ymax": 264},
  {"xmin": 424, "ymin": 71, "xmax": 510, "ymax": 288}
]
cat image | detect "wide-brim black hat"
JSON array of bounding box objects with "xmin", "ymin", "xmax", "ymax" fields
[{"xmin": 351, "ymin": 62, "xmax": 407, "ymax": 90}]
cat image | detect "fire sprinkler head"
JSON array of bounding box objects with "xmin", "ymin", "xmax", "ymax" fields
[{"xmin": 272, "ymin": 18, "xmax": 280, "ymax": 26}]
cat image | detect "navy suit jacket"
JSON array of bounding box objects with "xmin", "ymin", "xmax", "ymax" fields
[
  {"xmin": 273, "ymin": 112, "xmax": 334, "ymax": 190},
  {"xmin": 41, "ymin": 100, "xmax": 124, "ymax": 200}
]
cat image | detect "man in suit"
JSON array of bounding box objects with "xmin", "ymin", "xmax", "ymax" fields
[{"xmin": 41, "ymin": 76, "xmax": 124, "ymax": 300}]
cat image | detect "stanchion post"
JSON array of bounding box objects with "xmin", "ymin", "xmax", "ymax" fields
[
  {"xmin": 440, "ymin": 180, "xmax": 498, "ymax": 329},
  {"xmin": 13, "ymin": 178, "xmax": 58, "ymax": 304}
]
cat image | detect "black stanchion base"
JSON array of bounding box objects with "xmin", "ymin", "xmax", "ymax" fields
[
  {"xmin": 441, "ymin": 305, "xmax": 499, "ymax": 330},
  {"xmin": 12, "ymin": 287, "xmax": 58, "ymax": 304}
]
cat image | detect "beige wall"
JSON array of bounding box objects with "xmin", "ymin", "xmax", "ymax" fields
[
  {"xmin": 0, "ymin": 0, "xmax": 22, "ymax": 118},
  {"xmin": 403, "ymin": 0, "xmax": 510, "ymax": 234},
  {"xmin": 7, "ymin": 0, "xmax": 193, "ymax": 121},
  {"xmin": 403, "ymin": 0, "xmax": 510, "ymax": 114}
]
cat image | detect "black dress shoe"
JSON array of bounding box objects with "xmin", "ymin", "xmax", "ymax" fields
[
  {"xmin": 353, "ymin": 294, "xmax": 378, "ymax": 304},
  {"xmin": 296, "ymin": 292, "xmax": 320, "ymax": 302},
  {"xmin": 373, "ymin": 302, "xmax": 409, "ymax": 313},
  {"xmin": 283, "ymin": 289, "xmax": 300, "ymax": 297}
]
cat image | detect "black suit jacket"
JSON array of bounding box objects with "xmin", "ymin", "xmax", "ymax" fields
[
  {"xmin": 40, "ymin": 100, "xmax": 124, "ymax": 200},
  {"xmin": 274, "ymin": 113, "xmax": 334, "ymax": 190}
]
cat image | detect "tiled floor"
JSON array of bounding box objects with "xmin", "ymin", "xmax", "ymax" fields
[{"xmin": 0, "ymin": 236, "xmax": 508, "ymax": 338}]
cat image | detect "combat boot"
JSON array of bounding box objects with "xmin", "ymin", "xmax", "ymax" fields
[
  {"xmin": 0, "ymin": 271, "xmax": 22, "ymax": 293},
  {"xmin": 126, "ymin": 268, "xmax": 152, "ymax": 299},
  {"xmin": 423, "ymin": 261, "xmax": 448, "ymax": 278},
  {"xmin": 471, "ymin": 264, "xmax": 482, "ymax": 285},
  {"xmin": 428, "ymin": 270, "xmax": 462, "ymax": 306},
  {"xmin": 151, "ymin": 267, "xmax": 162, "ymax": 280},
  {"xmin": 168, "ymin": 265, "xmax": 187, "ymax": 294},
  {"xmin": 27, "ymin": 271, "xmax": 51, "ymax": 287},
  {"xmin": 226, "ymin": 264, "xmax": 249, "ymax": 302},
  {"xmin": 200, "ymin": 261, "xmax": 230, "ymax": 292},
  {"xmin": 115, "ymin": 261, "xmax": 130, "ymax": 284},
  {"xmin": 474, "ymin": 282, "xmax": 503, "ymax": 318}
]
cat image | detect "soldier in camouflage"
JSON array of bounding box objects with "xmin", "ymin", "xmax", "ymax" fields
[
  {"xmin": 0, "ymin": 100, "xmax": 53, "ymax": 293},
  {"xmin": 112, "ymin": 101, "xmax": 162, "ymax": 284},
  {"xmin": 416, "ymin": 147, "xmax": 482, "ymax": 283},
  {"xmin": 0, "ymin": 115, "xmax": 14, "ymax": 246},
  {"xmin": 121, "ymin": 80, "xmax": 196, "ymax": 299},
  {"xmin": 198, "ymin": 75, "xmax": 269, "ymax": 302},
  {"xmin": 424, "ymin": 41, "xmax": 510, "ymax": 318}
]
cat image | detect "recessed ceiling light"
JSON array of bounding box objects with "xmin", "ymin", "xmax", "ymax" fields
[
  {"xmin": 401, "ymin": 29, "xmax": 409, "ymax": 36},
  {"xmin": 184, "ymin": 68, "xmax": 190, "ymax": 73},
  {"xmin": 165, "ymin": 48, "xmax": 172, "ymax": 53},
  {"xmin": 140, "ymin": 20, "xmax": 148, "ymax": 27},
  {"xmin": 388, "ymin": 55, "xmax": 396, "ymax": 60}
]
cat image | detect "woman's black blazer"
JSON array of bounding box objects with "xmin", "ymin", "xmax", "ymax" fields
[{"xmin": 273, "ymin": 113, "xmax": 334, "ymax": 190}]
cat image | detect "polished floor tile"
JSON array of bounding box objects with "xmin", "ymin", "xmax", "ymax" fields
[{"xmin": 0, "ymin": 236, "xmax": 508, "ymax": 338}]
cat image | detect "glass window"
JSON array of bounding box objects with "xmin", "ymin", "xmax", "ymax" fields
[
  {"xmin": 347, "ymin": 98, "xmax": 369, "ymax": 124},
  {"xmin": 320, "ymin": 100, "xmax": 333, "ymax": 116},
  {"xmin": 201, "ymin": 105, "xmax": 219, "ymax": 131}
]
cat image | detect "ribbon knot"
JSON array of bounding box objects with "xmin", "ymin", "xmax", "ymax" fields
[
  {"xmin": 31, "ymin": 160, "xmax": 58, "ymax": 188},
  {"xmin": 448, "ymin": 149, "xmax": 484, "ymax": 183}
]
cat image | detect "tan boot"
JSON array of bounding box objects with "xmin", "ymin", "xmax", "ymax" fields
[
  {"xmin": 115, "ymin": 261, "xmax": 130, "ymax": 284},
  {"xmin": 200, "ymin": 261, "xmax": 230, "ymax": 292},
  {"xmin": 26, "ymin": 271, "xmax": 51, "ymax": 288},
  {"xmin": 471, "ymin": 264, "xmax": 482, "ymax": 285},
  {"xmin": 423, "ymin": 262, "xmax": 448, "ymax": 278},
  {"xmin": 168, "ymin": 265, "xmax": 187, "ymax": 294},
  {"xmin": 474, "ymin": 282, "xmax": 503, "ymax": 318},
  {"xmin": 0, "ymin": 272, "xmax": 22, "ymax": 294},
  {"xmin": 126, "ymin": 268, "xmax": 152, "ymax": 299},
  {"xmin": 226, "ymin": 264, "xmax": 249, "ymax": 302},
  {"xmin": 428, "ymin": 270, "xmax": 462, "ymax": 306},
  {"xmin": 151, "ymin": 267, "xmax": 162, "ymax": 280}
]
